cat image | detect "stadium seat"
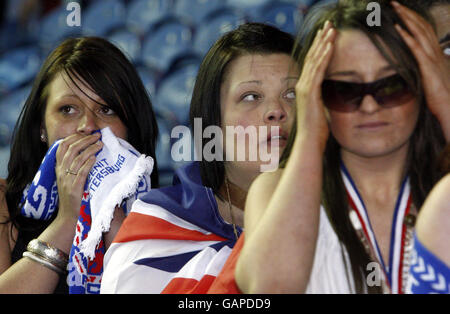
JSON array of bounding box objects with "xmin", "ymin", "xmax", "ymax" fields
[
  {"xmin": 82, "ymin": 0, "xmax": 126, "ymax": 36},
  {"xmin": 39, "ymin": 5, "xmax": 82, "ymax": 53},
  {"xmin": 155, "ymin": 63, "xmax": 199, "ymax": 126},
  {"xmin": 227, "ymin": 0, "xmax": 272, "ymax": 10},
  {"xmin": 173, "ymin": 0, "xmax": 226, "ymax": 25},
  {"xmin": 0, "ymin": 46, "xmax": 40, "ymax": 95},
  {"xmin": 155, "ymin": 115, "xmax": 176, "ymax": 187},
  {"xmin": 141, "ymin": 19, "xmax": 194, "ymax": 73},
  {"xmin": 252, "ymin": 1, "xmax": 303, "ymax": 35},
  {"xmin": 126, "ymin": 0, "xmax": 172, "ymax": 36},
  {"xmin": 193, "ymin": 8, "xmax": 245, "ymax": 55},
  {"xmin": 0, "ymin": 85, "xmax": 31, "ymax": 147},
  {"xmin": 0, "ymin": 146, "xmax": 10, "ymax": 178},
  {"xmin": 136, "ymin": 66, "xmax": 158, "ymax": 98},
  {"xmin": 279, "ymin": 0, "xmax": 315, "ymax": 7},
  {"xmin": 155, "ymin": 115, "xmax": 174, "ymax": 170},
  {"xmin": 107, "ymin": 28, "xmax": 142, "ymax": 64}
]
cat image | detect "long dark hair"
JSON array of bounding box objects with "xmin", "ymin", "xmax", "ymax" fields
[
  {"xmin": 281, "ymin": 0, "xmax": 446, "ymax": 293},
  {"xmin": 5, "ymin": 36, "xmax": 159, "ymax": 231},
  {"xmin": 189, "ymin": 22, "xmax": 295, "ymax": 195}
]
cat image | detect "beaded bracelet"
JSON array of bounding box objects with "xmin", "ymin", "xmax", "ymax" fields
[{"xmin": 23, "ymin": 239, "xmax": 69, "ymax": 275}]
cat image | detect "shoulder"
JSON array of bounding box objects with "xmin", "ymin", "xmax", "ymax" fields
[
  {"xmin": 415, "ymin": 174, "xmax": 450, "ymax": 264},
  {"xmin": 416, "ymin": 174, "xmax": 450, "ymax": 230}
]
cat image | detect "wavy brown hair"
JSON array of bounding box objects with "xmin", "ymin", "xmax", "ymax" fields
[{"xmin": 280, "ymin": 0, "xmax": 446, "ymax": 293}]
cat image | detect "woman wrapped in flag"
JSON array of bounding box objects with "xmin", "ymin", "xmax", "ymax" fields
[
  {"xmin": 0, "ymin": 37, "xmax": 159, "ymax": 293},
  {"xmin": 100, "ymin": 23, "xmax": 299, "ymax": 293},
  {"xmin": 218, "ymin": 0, "xmax": 449, "ymax": 294}
]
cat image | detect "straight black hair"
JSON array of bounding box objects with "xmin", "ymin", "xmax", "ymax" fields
[{"xmin": 5, "ymin": 36, "xmax": 159, "ymax": 231}]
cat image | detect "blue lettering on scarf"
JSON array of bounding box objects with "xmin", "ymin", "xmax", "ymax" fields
[{"xmin": 88, "ymin": 154, "xmax": 126, "ymax": 192}]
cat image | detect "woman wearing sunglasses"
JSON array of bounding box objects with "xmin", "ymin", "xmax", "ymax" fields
[{"xmin": 220, "ymin": 0, "xmax": 450, "ymax": 294}]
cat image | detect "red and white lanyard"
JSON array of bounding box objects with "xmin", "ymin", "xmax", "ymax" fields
[{"xmin": 341, "ymin": 165, "xmax": 415, "ymax": 294}]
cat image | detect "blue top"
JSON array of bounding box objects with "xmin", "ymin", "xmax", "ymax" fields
[{"xmin": 408, "ymin": 234, "xmax": 450, "ymax": 294}]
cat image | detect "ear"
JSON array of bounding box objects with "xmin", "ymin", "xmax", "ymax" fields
[{"xmin": 40, "ymin": 126, "xmax": 47, "ymax": 143}]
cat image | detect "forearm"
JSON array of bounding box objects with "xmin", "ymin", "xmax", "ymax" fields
[
  {"xmin": 235, "ymin": 136, "xmax": 324, "ymax": 293},
  {"xmin": 0, "ymin": 216, "xmax": 76, "ymax": 293}
]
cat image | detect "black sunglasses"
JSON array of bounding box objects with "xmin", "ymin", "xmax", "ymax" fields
[{"xmin": 321, "ymin": 74, "xmax": 415, "ymax": 113}]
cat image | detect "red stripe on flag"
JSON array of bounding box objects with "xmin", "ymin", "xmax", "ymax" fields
[
  {"xmin": 208, "ymin": 233, "xmax": 245, "ymax": 294},
  {"xmin": 113, "ymin": 212, "xmax": 227, "ymax": 243},
  {"xmin": 162, "ymin": 275, "xmax": 217, "ymax": 294}
]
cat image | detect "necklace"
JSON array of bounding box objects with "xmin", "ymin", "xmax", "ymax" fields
[
  {"xmin": 219, "ymin": 175, "xmax": 248, "ymax": 240},
  {"xmin": 224, "ymin": 176, "xmax": 239, "ymax": 240},
  {"xmin": 342, "ymin": 164, "xmax": 416, "ymax": 294}
]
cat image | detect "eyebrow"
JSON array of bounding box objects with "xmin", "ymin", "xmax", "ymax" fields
[
  {"xmin": 440, "ymin": 33, "xmax": 450, "ymax": 44},
  {"xmin": 238, "ymin": 80, "xmax": 261, "ymax": 86}
]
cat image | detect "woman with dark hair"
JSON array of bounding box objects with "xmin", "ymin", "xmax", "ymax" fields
[
  {"xmin": 217, "ymin": 0, "xmax": 449, "ymax": 294},
  {"xmin": 100, "ymin": 22, "xmax": 298, "ymax": 293},
  {"xmin": 0, "ymin": 36, "xmax": 159, "ymax": 293}
]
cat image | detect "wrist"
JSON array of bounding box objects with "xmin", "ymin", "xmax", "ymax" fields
[{"xmin": 38, "ymin": 215, "xmax": 78, "ymax": 255}]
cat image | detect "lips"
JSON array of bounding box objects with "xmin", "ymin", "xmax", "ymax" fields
[
  {"xmin": 356, "ymin": 121, "xmax": 389, "ymax": 129},
  {"xmin": 265, "ymin": 128, "xmax": 289, "ymax": 147}
]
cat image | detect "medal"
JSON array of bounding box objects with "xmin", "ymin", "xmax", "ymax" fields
[{"xmin": 341, "ymin": 163, "xmax": 415, "ymax": 293}]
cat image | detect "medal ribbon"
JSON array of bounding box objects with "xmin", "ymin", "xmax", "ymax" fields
[{"xmin": 341, "ymin": 163, "xmax": 412, "ymax": 293}]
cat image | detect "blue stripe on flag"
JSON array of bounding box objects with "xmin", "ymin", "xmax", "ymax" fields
[{"xmin": 134, "ymin": 250, "xmax": 200, "ymax": 273}]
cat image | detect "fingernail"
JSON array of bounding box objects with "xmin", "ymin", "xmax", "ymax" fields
[{"xmin": 391, "ymin": 1, "xmax": 400, "ymax": 8}]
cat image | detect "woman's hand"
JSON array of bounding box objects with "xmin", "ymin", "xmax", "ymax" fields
[
  {"xmin": 392, "ymin": 1, "xmax": 450, "ymax": 141},
  {"xmin": 54, "ymin": 133, "xmax": 103, "ymax": 222},
  {"xmin": 295, "ymin": 20, "xmax": 337, "ymax": 151}
]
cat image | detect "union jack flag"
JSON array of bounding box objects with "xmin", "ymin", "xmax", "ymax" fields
[{"xmin": 100, "ymin": 162, "xmax": 242, "ymax": 294}]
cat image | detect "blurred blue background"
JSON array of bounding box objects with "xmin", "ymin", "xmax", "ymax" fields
[{"xmin": 0, "ymin": 0, "xmax": 335, "ymax": 186}]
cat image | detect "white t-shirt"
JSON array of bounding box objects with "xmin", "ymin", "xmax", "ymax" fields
[{"xmin": 305, "ymin": 206, "xmax": 357, "ymax": 293}]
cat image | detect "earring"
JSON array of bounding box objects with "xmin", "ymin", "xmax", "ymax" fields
[{"xmin": 40, "ymin": 133, "xmax": 47, "ymax": 143}]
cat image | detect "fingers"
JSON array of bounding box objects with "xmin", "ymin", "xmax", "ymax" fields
[
  {"xmin": 392, "ymin": 1, "xmax": 441, "ymax": 58},
  {"xmin": 394, "ymin": 23, "xmax": 432, "ymax": 69},
  {"xmin": 71, "ymin": 155, "xmax": 97, "ymax": 189},
  {"xmin": 56, "ymin": 133, "xmax": 103, "ymax": 192},
  {"xmin": 67, "ymin": 140, "xmax": 103, "ymax": 176},
  {"xmin": 315, "ymin": 29, "xmax": 336, "ymax": 84},
  {"xmin": 57, "ymin": 133, "xmax": 101, "ymax": 170},
  {"xmin": 297, "ymin": 21, "xmax": 336, "ymax": 97}
]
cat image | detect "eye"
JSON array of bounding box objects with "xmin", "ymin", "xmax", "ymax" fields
[
  {"xmin": 242, "ymin": 93, "xmax": 260, "ymax": 102},
  {"xmin": 443, "ymin": 44, "xmax": 450, "ymax": 57},
  {"xmin": 285, "ymin": 89, "xmax": 296, "ymax": 100},
  {"xmin": 99, "ymin": 105, "xmax": 116, "ymax": 116},
  {"xmin": 59, "ymin": 105, "xmax": 76, "ymax": 114}
]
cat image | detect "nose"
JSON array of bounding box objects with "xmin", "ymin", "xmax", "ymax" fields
[
  {"xmin": 77, "ymin": 111, "xmax": 99, "ymax": 135},
  {"xmin": 264, "ymin": 99, "xmax": 288, "ymax": 124},
  {"xmin": 358, "ymin": 94, "xmax": 382, "ymax": 114}
]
